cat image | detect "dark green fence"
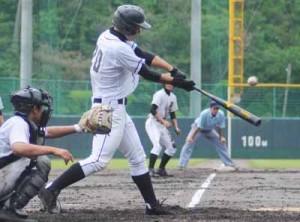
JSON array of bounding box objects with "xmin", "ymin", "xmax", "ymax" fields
[
  {"xmin": 1, "ymin": 77, "xmax": 300, "ymax": 118},
  {"xmin": 44, "ymin": 117, "xmax": 300, "ymax": 159}
]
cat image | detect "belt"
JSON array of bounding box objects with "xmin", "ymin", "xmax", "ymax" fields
[
  {"xmin": 0, "ymin": 154, "xmax": 20, "ymax": 169},
  {"xmin": 93, "ymin": 98, "xmax": 127, "ymax": 105}
]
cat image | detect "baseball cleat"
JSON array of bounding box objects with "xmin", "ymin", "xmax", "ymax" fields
[
  {"xmin": 216, "ymin": 165, "xmax": 236, "ymax": 172},
  {"xmin": 38, "ymin": 187, "xmax": 61, "ymax": 214},
  {"xmin": 145, "ymin": 200, "xmax": 172, "ymax": 215},
  {"xmin": 156, "ymin": 168, "xmax": 173, "ymax": 177}
]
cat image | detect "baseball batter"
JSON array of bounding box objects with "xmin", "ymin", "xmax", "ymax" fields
[
  {"xmin": 146, "ymin": 84, "xmax": 180, "ymax": 177},
  {"xmin": 0, "ymin": 87, "xmax": 75, "ymax": 222},
  {"xmin": 179, "ymin": 101, "xmax": 236, "ymax": 171},
  {"xmin": 0, "ymin": 96, "xmax": 4, "ymax": 126},
  {"xmin": 39, "ymin": 4, "xmax": 195, "ymax": 216}
]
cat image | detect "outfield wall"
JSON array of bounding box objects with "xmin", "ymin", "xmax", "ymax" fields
[{"xmin": 45, "ymin": 117, "xmax": 300, "ymax": 159}]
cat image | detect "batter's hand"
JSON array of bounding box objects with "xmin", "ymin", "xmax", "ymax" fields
[
  {"xmin": 186, "ymin": 137, "xmax": 194, "ymax": 143},
  {"xmin": 170, "ymin": 67, "xmax": 186, "ymax": 79},
  {"xmin": 171, "ymin": 77, "xmax": 195, "ymax": 92},
  {"xmin": 175, "ymin": 127, "xmax": 181, "ymax": 135}
]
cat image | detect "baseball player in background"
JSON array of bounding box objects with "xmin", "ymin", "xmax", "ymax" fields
[
  {"xmin": 0, "ymin": 96, "xmax": 4, "ymax": 126},
  {"xmin": 39, "ymin": 4, "xmax": 195, "ymax": 216},
  {"xmin": 179, "ymin": 101, "xmax": 236, "ymax": 171},
  {"xmin": 0, "ymin": 86, "xmax": 78, "ymax": 222},
  {"xmin": 146, "ymin": 84, "xmax": 180, "ymax": 177}
]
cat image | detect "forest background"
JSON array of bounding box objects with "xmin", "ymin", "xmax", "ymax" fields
[{"xmin": 0, "ymin": 0, "xmax": 299, "ymax": 117}]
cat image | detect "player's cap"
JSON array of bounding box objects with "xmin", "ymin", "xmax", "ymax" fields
[
  {"xmin": 113, "ymin": 5, "xmax": 151, "ymax": 36},
  {"xmin": 210, "ymin": 100, "xmax": 220, "ymax": 108}
]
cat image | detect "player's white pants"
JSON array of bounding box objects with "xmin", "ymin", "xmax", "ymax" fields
[
  {"xmin": 145, "ymin": 117, "xmax": 176, "ymax": 157},
  {"xmin": 79, "ymin": 100, "xmax": 147, "ymax": 177}
]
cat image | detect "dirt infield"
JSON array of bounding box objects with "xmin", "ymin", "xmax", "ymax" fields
[{"xmin": 26, "ymin": 163, "xmax": 300, "ymax": 222}]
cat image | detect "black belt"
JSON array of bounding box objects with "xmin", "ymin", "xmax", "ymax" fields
[
  {"xmin": 0, "ymin": 154, "xmax": 20, "ymax": 169},
  {"xmin": 93, "ymin": 98, "xmax": 127, "ymax": 105}
]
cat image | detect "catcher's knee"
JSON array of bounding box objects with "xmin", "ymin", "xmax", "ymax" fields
[
  {"xmin": 10, "ymin": 169, "xmax": 47, "ymax": 209},
  {"xmin": 35, "ymin": 155, "xmax": 51, "ymax": 181}
]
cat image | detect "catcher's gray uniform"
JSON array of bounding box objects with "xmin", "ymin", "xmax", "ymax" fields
[{"xmin": 0, "ymin": 87, "xmax": 53, "ymax": 221}]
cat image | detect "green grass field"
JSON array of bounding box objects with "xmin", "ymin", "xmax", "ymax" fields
[
  {"xmin": 50, "ymin": 158, "xmax": 300, "ymax": 170},
  {"xmin": 248, "ymin": 159, "xmax": 300, "ymax": 169}
]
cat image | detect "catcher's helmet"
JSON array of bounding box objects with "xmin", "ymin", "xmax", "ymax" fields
[
  {"xmin": 10, "ymin": 86, "xmax": 53, "ymax": 127},
  {"xmin": 112, "ymin": 5, "xmax": 151, "ymax": 36}
]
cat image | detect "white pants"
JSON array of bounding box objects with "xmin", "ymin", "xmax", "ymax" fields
[
  {"xmin": 145, "ymin": 117, "xmax": 176, "ymax": 157},
  {"xmin": 80, "ymin": 100, "xmax": 147, "ymax": 177}
]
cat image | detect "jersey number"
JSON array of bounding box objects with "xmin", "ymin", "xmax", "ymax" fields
[{"xmin": 92, "ymin": 45, "xmax": 103, "ymax": 72}]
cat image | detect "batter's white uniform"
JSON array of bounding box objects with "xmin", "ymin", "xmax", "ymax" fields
[
  {"xmin": 145, "ymin": 89, "xmax": 178, "ymax": 156},
  {"xmin": 79, "ymin": 28, "xmax": 148, "ymax": 177}
]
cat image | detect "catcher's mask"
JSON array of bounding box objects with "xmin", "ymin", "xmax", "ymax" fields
[
  {"xmin": 112, "ymin": 4, "xmax": 151, "ymax": 36},
  {"xmin": 10, "ymin": 86, "xmax": 53, "ymax": 127}
]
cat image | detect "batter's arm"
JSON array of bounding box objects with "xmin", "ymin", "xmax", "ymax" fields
[
  {"xmin": 138, "ymin": 64, "xmax": 195, "ymax": 91},
  {"xmin": 150, "ymin": 55, "xmax": 173, "ymax": 72},
  {"xmin": 134, "ymin": 47, "xmax": 173, "ymax": 71}
]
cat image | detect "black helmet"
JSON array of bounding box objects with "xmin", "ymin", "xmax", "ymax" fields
[
  {"xmin": 10, "ymin": 86, "xmax": 53, "ymax": 126},
  {"xmin": 112, "ymin": 5, "xmax": 151, "ymax": 36}
]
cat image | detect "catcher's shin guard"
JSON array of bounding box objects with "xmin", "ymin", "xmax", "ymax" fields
[{"xmin": 5, "ymin": 156, "xmax": 50, "ymax": 212}]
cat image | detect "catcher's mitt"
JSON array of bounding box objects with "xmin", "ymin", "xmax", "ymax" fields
[{"xmin": 78, "ymin": 105, "xmax": 113, "ymax": 134}]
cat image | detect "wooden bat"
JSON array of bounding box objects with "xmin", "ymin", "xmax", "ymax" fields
[{"xmin": 193, "ymin": 86, "xmax": 262, "ymax": 126}]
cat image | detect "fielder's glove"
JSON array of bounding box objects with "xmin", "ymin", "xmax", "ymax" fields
[
  {"xmin": 78, "ymin": 105, "xmax": 113, "ymax": 134},
  {"xmin": 170, "ymin": 67, "xmax": 186, "ymax": 79}
]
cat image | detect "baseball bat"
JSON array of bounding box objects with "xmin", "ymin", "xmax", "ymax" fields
[{"xmin": 193, "ymin": 86, "xmax": 262, "ymax": 126}]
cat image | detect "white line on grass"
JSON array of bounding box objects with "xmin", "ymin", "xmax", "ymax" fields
[{"xmin": 187, "ymin": 173, "xmax": 216, "ymax": 208}]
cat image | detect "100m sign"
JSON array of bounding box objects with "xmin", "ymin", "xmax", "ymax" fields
[{"xmin": 241, "ymin": 136, "xmax": 268, "ymax": 148}]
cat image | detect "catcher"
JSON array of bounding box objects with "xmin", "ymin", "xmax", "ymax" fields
[{"xmin": 0, "ymin": 86, "xmax": 110, "ymax": 221}]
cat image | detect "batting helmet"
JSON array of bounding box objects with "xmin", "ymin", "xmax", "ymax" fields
[
  {"xmin": 10, "ymin": 86, "xmax": 53, "ymax": 126},
  {"xmin": 112, "ymin": 5, "xmax": 151, "ymax": 36}
]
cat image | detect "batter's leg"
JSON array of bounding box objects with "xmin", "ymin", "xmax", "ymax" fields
[
  {"xmin": 41, "ymin": 105, "xmax": 127, "ymax": 213},
  {"xmin": 119, "ymin": 115, "xmax": 158, "ymax": 211}
]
